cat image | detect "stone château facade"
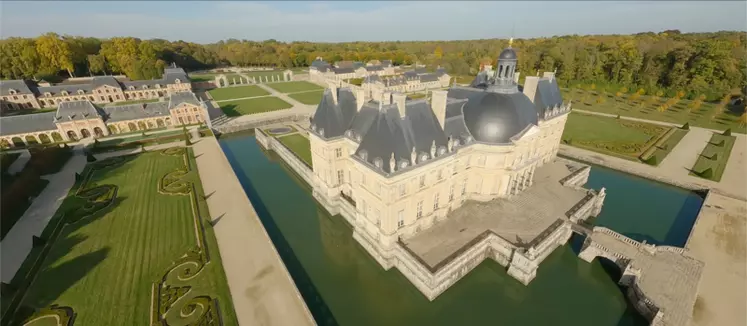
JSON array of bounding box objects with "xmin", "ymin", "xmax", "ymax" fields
[
  {"xmin": 0, "ymin": 92, "xmax": 208, "ymax": 148},
  {"xmin": 0, "ymin": 67, "xmax": 192, "ymax": 112},
  {"xmin": 306, "ymin": 42, "xmax": 607, "ymax": 299}
]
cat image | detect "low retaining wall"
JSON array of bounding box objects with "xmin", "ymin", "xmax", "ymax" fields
[{"xmin": 255, "ymin": 129, "xmax": 314, "ymax": 186}]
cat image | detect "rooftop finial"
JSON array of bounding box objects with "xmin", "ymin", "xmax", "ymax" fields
[{"xmin": 509, "ymin": 37, "xmax": 514, "ymax": 48}]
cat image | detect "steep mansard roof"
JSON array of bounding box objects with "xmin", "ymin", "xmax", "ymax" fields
[
  {"xmin": 311, "ymin": 88, "xmax": 358, "ymax": 139},
  {"xmin": 0, "ymin": 112, "xmax": 58, "ymax": 136},
  {"xmin": 102, "ymin": 102, "xmax": 170, "ymax": 122},
  {"xmin": 0, "ymin": 80, "xmax": 35, "ymax": 96},
  {"xmin": 532, "ymin": 78, "xmax": 563, "ymax": 116}
]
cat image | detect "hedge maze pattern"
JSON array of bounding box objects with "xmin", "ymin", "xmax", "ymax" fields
[
  {"xmin": 22, "ymin": 305, "xmax": 75, "ymax": 326},
  {"xmin": 150, "ymin": 148, "xmax": 222, "ymax": 326}
]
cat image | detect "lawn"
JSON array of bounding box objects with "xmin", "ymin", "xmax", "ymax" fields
[
  {"xmin": 6, "ymin": 149, "xmax": 237, "ymax": 326},
  {"xmin": 562, "ymin": 89, "xmax": 746, "ymax": 134},
  {"xmin": 690, "ymin": 133, "xmax": 736, "ymax": 182},
  {"xmin": 646, "ymin": 129, "xmax": 689, "ymax": 166},
  {"xmin": 219, "ymin": 97, "xmax": 292, "ymax": 117},
  {"xmin": 277, "ymin": 134, "xmax": 312, "ymax": 167},
  {"xmin": 208, "ymin": 85, "xmax": 269, "ymax": 101},
  {"xmin": 562, "ymin": 112, "xmax": 671, "ymax": 161},
  {"xmin": 407, "ymin": 93, "xmax": 426, "ymax": 100},
  {"xmin": 266, "ymin": 81, "xmax": 323, "ymax": 94},
  {"xmin": 288, "ymin": 91, "xmax": 323, "ymax": 105},
  {"xmin": 190, "ymin": 71, "xmax": 289, "ymax": 83}
]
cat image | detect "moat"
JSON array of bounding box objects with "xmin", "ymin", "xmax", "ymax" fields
[{"xmin": 219, "ymin": 133, "xmax": 704, "ymax": 326}]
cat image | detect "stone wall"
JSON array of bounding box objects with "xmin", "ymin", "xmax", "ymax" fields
[
  {"xmin": 255, "ymin": 128, "xmax": 314, "ymax": 186},
  {"xmin": 214, "ymin": 114, "xmax": 309, "ymax": 135}
]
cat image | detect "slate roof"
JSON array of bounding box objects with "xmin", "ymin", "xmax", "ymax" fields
[
  {"xmin": 363, "ymin": 75, "xmax": 382, "ymax": 84},
  {"xmin": 381, "ymin": 60, "xmax": 393, "ymax": 67},
  {"xmin": 420, "ymin": 74, "xmax": 439, "ymax": 82},
  {"xmin": 92, "ymin": 76, "xmax": 122, "ymax": 89},
  {"xmin": 163, "ymin": 68, "xmax": 189, "ymax": 84},
  {"xmin": 0, "ymin": 80, "xmax": 35, "ymax": 96},
  {"xmin": 311, "ymin": 88, "xmax": 358, "ymax": 139},
  {"xmin": 56, "ymin": 100, "xmax": 103, "ymax": 121},
  {"xmin": 533, "ymin": 78, "xmax": 563, "ymax": 116},
  {"xmin": 365, "ymin": 65, "xmax": 384, "ymax": 72},
  {"xmin": 168, "ymin": 92, "xmax": 201, "ymax": 109},
  {"xmin": 0, "ymin": 112, "xmax": 58, "ymax": 136},
  {"xmin": 332, "ymin": 67, "xmax": 356, "ymax": 74},
  {"xmin": 102, "ymin": 102, "xmax": 170, "ymax": 122},
  {"xmin": 38, "ymin": 84, "xmax": 94, "ymax": 96}
]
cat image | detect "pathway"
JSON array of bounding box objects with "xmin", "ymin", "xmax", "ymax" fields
[
  {"xmin": 658, "ymin": 127, "xmax": 712, "ymax": 176},
  {"xmin": 0, "ymin": 149, "xmax": 87, "ymax": 283},
  {"xmin": 191, "ymin": 137, "xmax": 314, "ymax": 326},
  {"xmin": 7, "ymin": 149, "xmax": 30, "ymax": 175},
  {"xmin": 256, "ymin": 83, "xmax": 312, "ymax": 108},
  {"xmin": 214, "ymin": 89, "xmax": 322, "ymax": 104}
]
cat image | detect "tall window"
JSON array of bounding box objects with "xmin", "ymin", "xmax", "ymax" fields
[
  {"xmin": 433, "ymin": 193, "xmax": 440, "ymax": 211},
  {"xmin": 361, "ymin": 173, "xmax": 366, "ymax": 186},
  {"xmin": 335, "ymin": 148, "xmax": 342, "ymax": 158},
  {"xmin": 449, "ymin": 185, "xmax": 454, "ymax": 202},
  {"xmin": 437, "ymin": 169, "xmax": 443, "ymax": 180},
  {"xmin": 419, "ymin": 175, "xmax": 425, "ymax": 188},
  {"xmin": 462, "ymin": 180, "xmax": 467, "ymax": 195},
  {"xmin": 399, "ymin": 184, "xmax": 406, "ymax": 196},
  {"xmin": 452, "ymin": 164, "xmax": 457, "ymax": 175},
  {"xmin": 398, "ymin": 210, "xmax": 404, "ymax": 228},
  {"xmin": 416, "ymin": 201, "xmax": 423, "ymax": 218},
  {"xmin": 337, "ymin": 170, "xmax": 344, "ymax": 185},
  {"xmin": 361, "ymin": 200, "xmax": 367, "ymax": 217},
  {"xmin": 375, "ymin": 209, "xmax": 381, "ymax": 226}
]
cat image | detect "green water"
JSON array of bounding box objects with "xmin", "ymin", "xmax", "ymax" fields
[{"xmin": 218, "ymin": 134, "xmax": 700, "ymax": 326}]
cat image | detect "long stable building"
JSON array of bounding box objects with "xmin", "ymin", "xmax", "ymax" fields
[
  {"xmin": 0, "ymin": 92, "xmax": 209, "ymax": 147},
  {"xmin": 307, "ymin": 42, "xmax": 607, "ymax": 300},
  {"xmin": 0, "ymin": 67, "xmax": 192, "ymax": 112}
]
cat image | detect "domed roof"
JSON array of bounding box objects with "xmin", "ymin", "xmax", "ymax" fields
[
  {"xmin": 461, "ymin": 91, "xmax": 538, "ymax": 144},
  {"xmin": 499, "ymin": 48, "xmax": 517, "ymax": 60}
]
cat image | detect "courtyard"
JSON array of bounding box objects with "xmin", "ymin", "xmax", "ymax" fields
[
  {"xmin": 218, "ymin": 97, "xmax": 293, "ymax": 117},
  {"xmin": 5, "ymin": 149, "xmax": 236, "ymax": 325},
  {"xmin": 288, "ymin": 91, "xmax": 324, "ymax": 105},
  {"xmin": 208, "ymin": 85, "xmax": 270, "ymax": 101},
  {"xmin": 266, "ymin": 81, "xmax": 323, "ymax": 94}
]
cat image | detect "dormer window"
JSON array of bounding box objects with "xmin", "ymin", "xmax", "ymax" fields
[
  {"xmin": 373, "ymin": 158, "xmax": 383, "ymax": 169},
  {"xmin": 8, "ymin": 89, "xmax": 16, "ymax": 95},
  {"xmin": 174, "ymin": 78, "xmax": 181, "ymax": 84},
  {"xmin": 142, "ymin": 85, "xmax": 148, "ymax": 89},
  {"xmin": 420, "ymin": 154, "xmax": 429, "ymax": 162},
  {"xmin": 44, "ymin": 92, "xmax": 51, "ymax": 97},
  {"xmin": 155, "ymin": 84, "xmax": 161, "ymax": 89},
  {"xmin": 61, "ymin": 90, "xmax": 69, "ymax": 96},
  {"xmin": 77, "ymin": 90, "xmax": 85, "ymax": 95},
  {"xmin": 128, "ymin": 86, "xmax": 134, "ymax": 90}
]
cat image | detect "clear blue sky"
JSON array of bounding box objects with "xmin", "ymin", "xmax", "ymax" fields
[{"xmin": 1, "ymin": 1, "xmax": 745, "ymax": 43}]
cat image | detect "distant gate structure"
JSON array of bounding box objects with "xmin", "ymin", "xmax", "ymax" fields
[{"xmin": 214, "ymin": 74, "xmax": 229, "ymax": 88}]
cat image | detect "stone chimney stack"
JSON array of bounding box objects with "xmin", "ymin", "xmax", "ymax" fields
[
  {"xmin": 354, "ymin": 88, "xmax": 366, "ymax": 111},
  {"xmin": 523, "ymin": 76, "xmax": 540, "ymax": 104},
  {"xmin": 430, "ymin": 90, "xmax": 448, "ymax": 129},
  {"xmin": 327, "ymin": 81, "xmax": 339, "ymax": 105},
  {"xmin": 392, "ymin": 93, "xmax": 407, "ymax": 118},
  {"xmin": 382, "ymin": 91, "xmax": 392, "ymax": 105},
  {"xmin": 543, "ymin": 71, "xmax": 555, "ymax": 81}
]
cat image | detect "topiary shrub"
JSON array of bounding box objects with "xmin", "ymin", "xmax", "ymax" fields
[
  {"xmin": 681, "ymin": 122, "xmax": 690, "ymax": 130},
  {"xmin": 32, "ymin": 235, "xmax": 45, "ymax": 247},
  {"xmin": 697, "ymin": 168, "xmax": 713, "ymax": 179},
  {"xmin": 708, "ymin": 153, "xmax": 719, "ymax": 160},
  {"xmin": 723, "ymin": 128, "xmax": 732, "ymax": 136},
  {"xmin": 713, "ymin": 139, "xmax": 725, "ymax": 147},
  {"xmin": 643, "ymin": 155, "xmax": 659, "ymax": 166},
  {"xmin": 616, "ymin": 114, "xmax": 621, "ymax": 119},
  {"xmin": 86, "ymin": 152, "xmax": 97, "ymax": 162}
]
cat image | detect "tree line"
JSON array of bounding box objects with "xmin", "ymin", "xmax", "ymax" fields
[{"xmin": 1, "ymin": 31, "xmax": 744, "ymax": 100}]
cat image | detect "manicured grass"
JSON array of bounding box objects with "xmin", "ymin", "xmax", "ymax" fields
[
  {"xmin": 266, "ymin": 81, "xmax": 323, "ymax": 94},
  {"xmin": 96, "ymin": 130, "xmax": 184, "ymax": 147},
  {"xmin": 563, "ymin": 89, "xmax": 746, "ymax": 134},
  {"xmin": 105, "ymin": 98, "xmax": 160, "ymax": 107},
  {"xmin": 277, "ymin": 134, "xmax": 312, "ymax": 167},
  {"xmin": 208, "ymin": 85, "xmax": 269, "ymax": 101},
  {"xmin": 562, "ymin": 113, "xmax": 668, "ymax": 161},
  {"xmin": 288, "ymin": 91, "xmax": 323, "ymax": 105},
  {"xmin": 690, "ymin": 133, "xmax": 736, "ymax": 182},
  {"xmin": 189, "ymin": 73, "xmax": 243, "ymax": 83},
  {"xmin": 219, "ymin": 97, "xmax": 292, "ymax": 117},
  {"xmin": 407, "ymin": 93, "xmax": 426, "ymax": 100},
  {"xmin": 12, "ymin": 150, "xmax": 237, "ymax": 326}
]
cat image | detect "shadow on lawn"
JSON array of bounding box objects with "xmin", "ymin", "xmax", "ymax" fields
[
  {"xmin": 219, "ymin": 104, "xmax": 241, "ymax": 117},
  {"xmin": 9, "ymin": 196, "xmax": 127, "ymax": 324}
]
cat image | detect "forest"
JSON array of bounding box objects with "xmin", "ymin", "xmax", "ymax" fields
[{"xmin": 0, "ymin": 30, "xmax": 744, "ymax": 100}]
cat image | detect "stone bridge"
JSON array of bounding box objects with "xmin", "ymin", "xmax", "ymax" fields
[{"xmin": 577, "ymin": 226, "xmax": 704, "ymax": 326}]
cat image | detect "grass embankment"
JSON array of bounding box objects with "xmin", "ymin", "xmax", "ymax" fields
[
  {"xmin": 690, "ymin": 133, "xmax": 736, "ymax": 182},
  {"xmin": 266, "ymin": 81, "xmax": 323, "ymax": 94},
  {"xmin": 208, "ymin": 85, "xmax": 269, "ymax": 101},
  {"xmin": 563, "ymin": 88, "xmax": 746, "ymax": 134},
  {"xmin": 562, "ymin": 113, "xmax": 687, "ymax": 164},
  {"xmin": 218, "ymin": 97, "xmax": 292, "ymax": 117},
  {"xmin": 277, "ymin": 134, "xmax": 312, "ymax": 167},
  {"xmin": 5, "ymin": 149, "xmax": 237, "ymax": 325}
]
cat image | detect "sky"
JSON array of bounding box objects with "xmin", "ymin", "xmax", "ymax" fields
[{"xmin": 0, "ymin": 1, "xmax": 745, "ymax": 43}]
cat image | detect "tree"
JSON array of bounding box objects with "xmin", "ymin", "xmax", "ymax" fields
[
  {"xmin": 740, "ymin": 112, "xmax": 747, "ymax": 127},
  {"xmin": 87, "ymin": 54, "xmax": 107, "ymax": 75},
  {"xmin": 36, "ymin": 33, "xmax": 75, "ymax": 77}
]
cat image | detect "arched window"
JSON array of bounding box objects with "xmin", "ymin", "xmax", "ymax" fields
[
  {"xmin": 498, "ymin": 65, "xmax": 503, "ymax": 78},
  {"xmin": 61, "ymin": 90, "xmax": 69, "ymax": 96},
  {"xmin": 142, "ymin": 85, "xmax": 149, "ymax": 89},
  {"xmin": 174, "ymin": 78, "xmax": 181, "ymax": 84},
  {"xmin": 129, "ymin": 86, "xmax": 135, "ymax": 90},
  {"xmin": 77, "ymin": 90, "xmax": 85, "ymax": 95},
  {"xmin": 8, "ymin": 89, "xmax": 16, "ymax": 95}
]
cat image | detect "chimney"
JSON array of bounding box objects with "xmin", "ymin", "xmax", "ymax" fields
[
  {"xmin": 327, "ymin": 82, "xmax": 338, "ymax": 105},
  {"xmin": 354, "ymin": 88, "xmax": 366, "ymax": 111},
  {"xmin": 392, "ymin": 93, "xmax": 407, "ymax": 118},
  {"xmin": 542, "ymin": 71, "xmax": 555, "ymax": 81},
  {"xmin": 523, "ymin": 76, "xmax": 540, "ymax": 104},
  {"xmin": 430, "ymin": 90, "xmax": 448, "ymax": 129},
  {"xmin": 382, "ymin": 91, "xmax": 392, "ymax": 105}
]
